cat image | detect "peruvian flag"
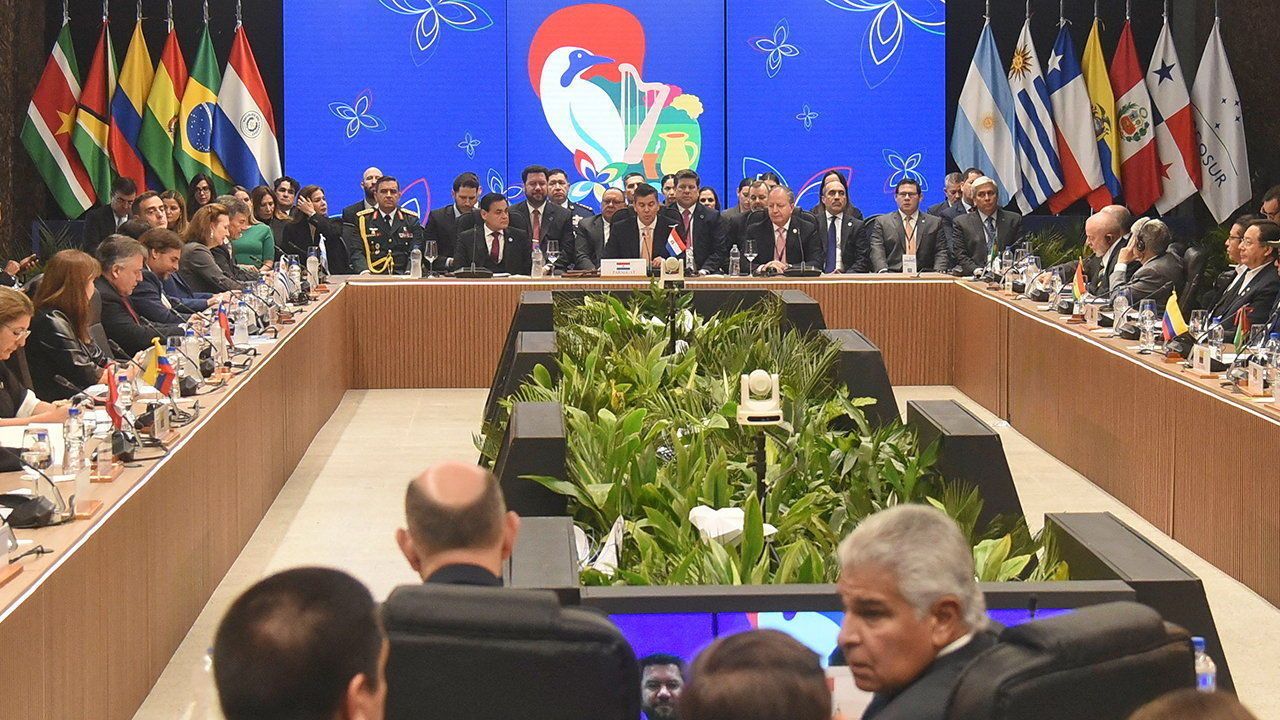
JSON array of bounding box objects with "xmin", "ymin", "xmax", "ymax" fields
[
  {"xmin": 1110, "ymin": 21, "xmax": 1162, "ymax": 216},
  {"xmin": 212, "ymin": 26, "xmax": 282, "ymax": 188},
  {"xmin": 1045, "ymin": 26, "xmax": 1104, "ymax": 213},
  {"xmin": 1145, "ymin": 20, "xmax": 1201, "ymax": 214}
]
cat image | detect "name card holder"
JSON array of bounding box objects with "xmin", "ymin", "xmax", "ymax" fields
[
  {"xmin": 1188, "ymin": 345, "xmax": 1217, "ymax": 378},
  {"xmin": 902, "ymin": 254, "xmax": 917, "ymax": 275},
  {"xmin": 600, "ymin": 259, "xmax": 648, "ymax": 277},
  {"xmin": 1244, "ymin": 362, "xmax": 1268, "ymax": 397},
  {"xmin": 1083, "ymin": 303, "xmax": 1101, "ymax": 328}
]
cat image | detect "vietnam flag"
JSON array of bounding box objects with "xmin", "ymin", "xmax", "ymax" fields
[
  {"xmin": 20, "ymin": 21, "xmax": 97, "ymax": 218},
  {"xmin": 72, "ymin": 19, "xmax": 117, "ymax": 200},
  {"xmin": 108, "ymin": 21, "xmax": 155, "ymax": 193},
  {"xmin": 139, "ymin": 24, "xmax": 188, "ymax": 191},
  {"xmin": 1109, "ymin": 22, "xmax": 1162, "ymax": 216}
]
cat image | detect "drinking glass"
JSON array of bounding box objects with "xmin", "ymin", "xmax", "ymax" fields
[
  {"xmin": 1188, "ymin": 310, "xmax": 1208, "ymax": 336},
  {"xmin": 1051, "ymin": 273, "xmax": 1064, "ymax": 297},
  {"xmin": 423, "ymin": 240, "xmax": 438, "ymax": 278},
  {"xmin": 544, "ymin": 238, "xmax": 560, "ymax": 271},
  {"xmin": 1112, "ymin": 292, "xmax": 1130, "ymax": 323},
  {"xmin": 21, "ymin": 428, "xmax": 51, "ymax": 493},
  {"xmin": 744, "ymin": 237, "xmax": 758, "ymax": 265},
  {"xmin": 1014, "ymin": 248, "xmax": 1029, "ymax": 268}
]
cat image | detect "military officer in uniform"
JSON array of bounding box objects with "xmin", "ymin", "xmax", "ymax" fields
[{"xmin": 344, "ymin": 175, "xmax": 423, "ymax": 274}]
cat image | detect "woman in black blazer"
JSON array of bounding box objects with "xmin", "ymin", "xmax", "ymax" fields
[
  {"xmin": 0, "ymin": 287, "xmax": 70, "ymax": 424},
  {"xmin": 179, "ymin": 203, "xmax": 251, "ymax": 294},
  {"xmin": 27, "ymin": 250, "xmax": 113, "ymax": 401}
]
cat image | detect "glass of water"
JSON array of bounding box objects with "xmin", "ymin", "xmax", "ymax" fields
[
  {"xmin": 1188, "ymin": 310, "xmax": 1208, "ymax": 336},
  {"xmin": 423, "ymin": 240, "xmax": 438, "ymax": 278},
  {"xmin": 744, "ymin": 237, "xmax": 758, "ymax": 269},
  {"xmin": 545, "ymin": 238, "xmax": 559, "ymax": 273}
]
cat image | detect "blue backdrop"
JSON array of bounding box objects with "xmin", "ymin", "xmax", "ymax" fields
[{"xmin": 283, "ymin": 0, "xmax": 946, "ymax": 216}]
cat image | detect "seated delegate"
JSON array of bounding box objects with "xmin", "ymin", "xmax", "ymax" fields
[
  {"xmin": 0, "ymin": 287, "xmax": 70, "ymax": 425},
  {"xmin": 180, "ymin": 204, "xmax": 252, "ymax": 293},
  {"xmin": 27, "ymin": 250, "xmax": 114, "ymax": 400}
]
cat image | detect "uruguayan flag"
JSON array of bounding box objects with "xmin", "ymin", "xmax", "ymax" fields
[
  {"xmin": 1007, "ymin": 19, "xmax": 1063, "ymax": 213},
  {"xmin": 952, "ymin": 22, "xmax": 1019, "ymax": 206}
]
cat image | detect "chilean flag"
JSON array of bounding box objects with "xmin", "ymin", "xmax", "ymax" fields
[
  {"xmin": 1045, "ymin": 26, "xmax": 1104, "ymax": 213},
  {"xmin": 1110, "ymin": 22, "xmax": 1162, "ymax": 216},
  {"xmin": 1145, "ymin": 20, "xmax": 1201, "ymax": 214},
  {"xmin": 212, "ymin": 26, "xmax": 281, "ymax": 188}
]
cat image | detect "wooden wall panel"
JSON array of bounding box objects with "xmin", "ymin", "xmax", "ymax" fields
[{"xmin": 951, "ymin": 283, "xmax": 1006, "ymax": 415}]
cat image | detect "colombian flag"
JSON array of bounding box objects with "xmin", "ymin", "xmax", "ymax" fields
[
  {"xmin": 1082, "ymin": 19, "xmax": 1121, "ymax": 210},
  {"xmin": 1071, "ymin": 259, "xmax": 1087, "ymax": 301},
  {"xmin": 141, "ymin": 338, "xmax": 176, "ymax": 395},
  {"xmin": 72, "ymin": 19, "xmax": 117, "ymax": 200},
  {"xmin": 139, "ymin": 24, "xmax": 188, "ymax": 191},
  {"xmin": 108, "ymin": 22, "xmax": 155, "ymax": 193},
  {"xmin": 176, "ymin": 26, "xmax": 233, "ymax": 194},
  {"xmin": 1162, "ymin": 291, "xmax": 1187, "ymax": 342}
]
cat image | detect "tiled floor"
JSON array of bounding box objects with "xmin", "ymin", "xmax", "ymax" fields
[{"xmin": 133, "ymin": 387, "xmax": 1280, "ymax": 720}]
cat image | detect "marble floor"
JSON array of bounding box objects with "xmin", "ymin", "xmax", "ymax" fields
[{"xmin": 134, "ymin": 387, "xmax": 1280, "ymax": 720}]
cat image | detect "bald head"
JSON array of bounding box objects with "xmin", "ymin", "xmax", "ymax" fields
[
  {"xmin": 361, "ymin": 167, "xmax": 384, "ymax": 198},
  {"xmin": 1098, "ymin": 205, "xmax": 1133, "ymax": 235},
  {"xmin": 397, "ymin": 462, "xmax": 520, "ymax": 581}
]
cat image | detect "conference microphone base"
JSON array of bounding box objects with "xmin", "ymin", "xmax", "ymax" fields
[
  {"xmin": 90, "ymin": 463, "xmax": 124, "ymax": 483},
  {"xmin": 74, "ymin": 499, "xmax": 103, "ymax": 520},
  {"xmin": 0, "ymin": 564, "xmax": 20, "ymax": 589}
]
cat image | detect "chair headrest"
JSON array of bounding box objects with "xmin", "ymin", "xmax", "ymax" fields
[
  {"xmin": 999, "ymin": 601, "xmax": 1171, "ymax": 662},
  {"xmin": 382, "ymin": 584, "xmax": 619, "ymax": 643}
]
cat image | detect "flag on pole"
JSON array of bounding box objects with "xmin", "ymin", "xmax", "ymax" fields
[
  {"xmin": 1146, "ymin": 19, "xmax": 1201, "ymax": 214},
  {"xmin": 142, "ymin": 338, "xmax": 177, "ymax": 394},
  {"xmin": 1072, "ymin": 259, "xmax": 1087, "ymax": 301},
  {"xmin": 1046, "ymin": 25, "xmax": 1104, "ymax": 213},
  {"xmin": 1008, "ymin": 18, "xmax": 1063, "ymax": 213},
  {"xmin": 1083, "ymin": 19, "xmax": 1121, "ymax": 210},
  {"xmin": 213, "ymin": 25, "xmax": 283, "ymax": 189},
  {"xmin": 1232, "ymin": 306, "xmax": 1251, "ymax": 349},
  {"xmin": 1110, "ymin": 21, "xmax": 1162, "ymax": 216},
  {"xmin": 20, "ymin": 21, "xmax": 98, "ymax": 218},
  {"xmin": 665, "ymin": 228, "xmax": 687, "ymax": 256},
  {"xmin": 1162, "ymin": 291, "xmax": 1187, "ymax": 342},
  {"xmin": 952, "ymin": 22, "xmax": 1019, "ymax": 206},
  {"xmin": 176, "ymin": 26, "xmax": 234, "ymax": 194},
  {"xmin": 72, "ymin": 19, "xmax": 118, "ymax": 200},
  {"xmin": 1192, "ymin": 18, "xmax": 1251, "ymax": 224},
  {"xmin": 105, "ymin": 363, "xmax": 122, "ymax": 430},
  {"xmin": 140, "ymin": 23, "xmax": 188, "ymax": 192},
  {"xmin": 108, "ymin": 21, "xmax": 155, "ymax": 193}
]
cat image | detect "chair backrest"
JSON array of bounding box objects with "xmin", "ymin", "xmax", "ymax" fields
[
  {"xmin": 946, "ymin": 602, "xmax": 1194, "ymax": 720},
  {"xmin": 381, "ymin": 584, "xmax": 640, "ymax": 720},
  {"xmin": 22, "ymin": 273, "xmax": 42, "ymax": 299},
  {"xmin": 1180, "ymin": 245, "xmax": 1209, "ymax": 314}
]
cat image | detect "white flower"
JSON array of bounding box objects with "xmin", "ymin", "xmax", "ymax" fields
[
  {"xmin": 575, "ymin": 517, "xmax": 626, "ymax": 576},
  {"xmin": 688, "ymin": 505, "xmax": 777, "ymax": 546}
]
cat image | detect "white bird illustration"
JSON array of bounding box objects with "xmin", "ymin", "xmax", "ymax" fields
[{"xmin": 539, "ymin": 47, "xmax": 624, "ymax": 171}]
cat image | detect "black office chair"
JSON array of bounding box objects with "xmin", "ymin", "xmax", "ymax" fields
[
  {"xmin": 1180, "ymin": 244, "xmax": 1209, "ymax": 315},
  {"xmin": 946, "ymin": 602, "xmax": 1194, "ymax": 720},
  {"xmin": 21, "ymin": 273, "xmax": 42, "ymax": 299},
  {"xmin": 381, "ymin": 584, "xmax": 640, "ymax": 720}
]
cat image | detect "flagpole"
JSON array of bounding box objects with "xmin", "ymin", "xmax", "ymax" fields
[
  {"xmin": 203, "ymin": 0, "xmax": 209, "ymax": 25},
  {"xmin": 985, "ymin": 0, "xmax": 990, "ymax": 21},
  {"xmin": 137, "ymin": 0, "xmax": 142, "ymax": 21},
  {"xmin": 167, "ymin": 0, "xmax": 174, "ymax": 32},
  {"xmin": 236, "ymin": 0, "xmax": 243, "ymax": 29},
  {"xmin": 1125, "ymin": 0, "xmax": 1131, "ymax": 21},
  {"xmin": 61, "ymin": 0, "xmax": 67, "ymax": 24},
  {"xmin": 101, "ymin": 0, "xmax": 107, "ymax": 21},
  {"xmin": 1060, "ymin": 0, "xmax": 1066, "ymax": 26}
]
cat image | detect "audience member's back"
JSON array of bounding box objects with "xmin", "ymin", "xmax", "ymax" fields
[
  {"xmin": 1129, "ymin": 689, "xmax": 1259, "ymax": 720},
  {"xmin": 679, "ymin": 629, "xmax": 831, "ymax": 720}
]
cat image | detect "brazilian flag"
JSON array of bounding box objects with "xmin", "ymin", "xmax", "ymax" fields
[{"xmin": 175, "ymin": 26, "xmax": 233, "ymax": 194}]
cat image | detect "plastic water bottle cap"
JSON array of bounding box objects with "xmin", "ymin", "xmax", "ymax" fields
[
  {"xmin": 68, "ymin": 407, "xmax": 80, "ymax": 417},
  {"xmin": 1192, "ymin": 636, "xmax": 1206, "ymax": 652}
]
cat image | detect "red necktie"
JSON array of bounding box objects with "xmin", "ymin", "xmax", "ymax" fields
[
  {"xmin": 489, "ymin": 232, "xmax": 501, "ymax": 263},
  {"xmin": 122, "ymin": 295, "xmax": 140, "ymax": 323},
  {"xmin": 531, "ymin": 208, "xmax": 541, "ymax": 247}
]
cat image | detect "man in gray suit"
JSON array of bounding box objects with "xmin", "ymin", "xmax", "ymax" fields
[
  {"xmin": 870, "ymin": 179, "xmax": 947, "ymax": 273},
  {"xmin": 814, "ymin": 176, "xmax": 863, "ymax": 273},
  {"xmin": 1108, "ymin": 219, "xmax": 1185, "ymax": 307},
  {"xmin": 573, "ymin": 187, "xmax": 626, "ymax": 270},
  {"xmin": 948, "ymin": 176, "xmax": 1022, "ymax": 275}
]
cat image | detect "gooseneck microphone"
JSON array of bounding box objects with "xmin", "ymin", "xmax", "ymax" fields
[{"xmin": 0, "ymin": 445, "xmax": 74, "ymax": 527}]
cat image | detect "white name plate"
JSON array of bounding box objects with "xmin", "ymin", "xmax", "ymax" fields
[{"xmin": 600, "ymin": 259, "xmax": 648, "ymax": 277}]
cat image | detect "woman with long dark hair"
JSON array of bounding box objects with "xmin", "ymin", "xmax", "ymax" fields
[
  {"xmin": 187, "ymin": 173, "xmax": 215, "ymax": 217},
  {"xmin": 27, "ymin": 250, "xmax": 113, "ymax": 400}
]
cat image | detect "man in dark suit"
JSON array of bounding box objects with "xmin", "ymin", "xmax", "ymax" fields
[
  {"xmin": 574, "ymin": 187, "xmax": 626, "ymax": 270},
  {"xmin": 813, "ymin": 175, "xmax": 864, "ymax": 273},
  {"xmin": 547, "ymin": 168, "xmax": 594, "ymax": 227},
  {"xmin": 94, "ymin": 236, "xmax": 183, "ymax": 357},
  {"xmin": 395, "ymin": 461, "xmax": 520, "ymax": 587},
  {"xmin": 1108, "ymin": 219, "xmax": 1185, "ymax": 306},
  {"xmin": 870, "ymin": 179, "xmax": 947, "ymax": 273},
  {"xmin": 668, "ymin": 169, "xmax": 726, "ymax": 273},
  {"xmin": 1206, "ymin": 214, "xmax": 1254, "ymax": 312},
  {"xmin": 604, "ymin": 183, "xmax": 678, "ymax": 269},
  {"xmin": 938, "ymin": 168, "xmax": 982, "ymax": 253},
  {"xmin": 344, "ymin": 176, "xmax": 423, "ymax": 274},
  {"xmin": 1209, "ymin": 220, "xmax": 1280, "ymax": 333},
  {"xmin": 721, "ymin": 180, "xmax": 771, "ymax": 262},
  {"xmin": 743, "ymin": 186, "xmax": 823, "ymax": 274},
  {"xmin": 949, "ymin": 176, "xmax": 1023, "ymax": 275},
  {"xmin": 925, "ymin": 172, "xmax": 963, "ymax": 217},
  {"xmin": 423, "ymin": 172, "xmax": 481, "ymax": 273},
  {"xmin": 838, "ymin": 505, "xmax": 999, "ymax": 720},
  {"xmin": 508, "ymin": 165, "xmax": 575, "ymax": 273},
  {"xmin": 1047, "ymin": 208, "xmax": 1129, "ymax": 296},
  {"xmin": 453, "ymin": 193, "xmax": 533, "ymax": 275},
  {"xmin": 80, "ymin": 176, "xmax": 137, "ymax": 255},
  {"xmin": 340, "ymin": 166, "xmax": 382, "ymax": 226}
]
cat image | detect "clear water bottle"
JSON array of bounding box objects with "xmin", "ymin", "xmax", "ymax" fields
[
  {"xmin": 1208, "ymin": 323, "xmax": 1225, "ymax": 359},
  {"xmin": 167, "ymin": 346, "xmax": 184, "ymax": 402},
  {"xmin": 183, "ymin": 329, "xmax": 203, "ymax": 380},
  {"xmin": 409, "ymin": 245, "xmax": 423, "ymax": 278},
  {"xmin": 1139, "ymin": 302, "xmax": 1158, "ymax": 352},
  {"xmin": 234, "ymin": 302, "xmax": 252, "ymax": 345},
  {"xmin": 1193, "ymin": 636, "xmax": 1216, "ymax": 691},
  {"xmin": 729, "ymin": 245, "xmax": 741, "ymax": 276},
  {"xmin": 63, "ymin": 407, "xmax": 84, "ymax": 474},
  {"xmin": 289, "ymin": 257, "xmax": 302, "ymax": 290},
  {"xmin": 115, "ymin": 372, "xmax": 133, "ymax": 419},
  {"xmin": 685, "ymin": 245, "xmax": 696, "ymax": 274},
  {"xmin": 530, "ymin": 245, "xmax": 544, "ymax": 277},
  {"xmin": 306, "ymin": 249, "xmax": 321, "ymax": 286}
]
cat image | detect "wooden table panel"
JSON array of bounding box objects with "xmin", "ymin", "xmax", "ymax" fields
[{"xmin": 952, "ymin": 283, "xmax": 1007, "ymax": 415}]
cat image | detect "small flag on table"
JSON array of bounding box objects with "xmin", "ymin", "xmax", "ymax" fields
[
  {"xmin": 105, "ymin": 363, "xmax": 122, "ymax": 430},
  {"xmin": 217, "ymin": 303, "xmax": 232, "ymax": 341},
  {"xmin": 1072, "ymin": 259, "xmax": 1087, "ymax": 300},
  {"xmin": 1162, "ymin": 292, "xmax": 1187, "ymax": 342},
  {"xmin": 665, "ymin": 228, "xmax": 687, "ymax": 257},
  {"xmin": 1232, "ymin": 306, "xmax": 1251, "ymax": 349},
  {"xmin": 142, "ymin": 338, "xmax": 177, "ymax": 395}
]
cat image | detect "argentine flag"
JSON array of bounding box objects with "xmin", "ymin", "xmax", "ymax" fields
[
  {"xmin": 952, "ymin": 22, "xmax": 1018, "ymax": 206},
  {"xmin": 1007, "ymin": 19, "xmax": 1062, "ymax": 213},
  {"xmin": 212, "ymin": 25, "xmax": 281, "ymax": 189}
]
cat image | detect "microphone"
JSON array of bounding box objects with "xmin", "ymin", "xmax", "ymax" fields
[
  {"xmin": 105, "ymin": 340, "xmax": 193, "ymax": 428},
  {"xmin": 1115, "ymin": 281, "xmax": 1175, "ymax": 341},
  {"xmin": 783, "ymin": 219, "xmax": 821, "ymax": 277},
  {"xmin": 0, "ymin": 445, "xmax": 74, "ymax": 526}
]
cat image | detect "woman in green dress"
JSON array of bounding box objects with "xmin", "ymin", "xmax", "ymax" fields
[{"xmin": 229, "ymin": 186, "xmax": 276, "ymax": 271}]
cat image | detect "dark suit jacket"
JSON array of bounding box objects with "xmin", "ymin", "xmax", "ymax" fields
[
  {"xmin": 423, "ymin": 204, "xmax": 479, "ymax": 272},
  {"xmin": 424, "ymin": 563, "xmax": 502, "ymax": 587},
  {"xmin": 1051, "ymin": 243, "xmax": 1126, "ymax": 296},
  {"xmin": 603, "ymin": 214, "xmax": 682, "ymax": 262},
  {"xmin": 452, "ymin": 226, "xmax": 533, "ymax": 275},
  {"xmin": 180, "ymin": 242, "xmax": 249, "ymax": 293},
  {"xmin": 668, "ymin": 203, "xmax": 727, "ymax": 273},
  {"xmin": 573, "ymin": 213, "xmax": 611, "ymax": 270},
  {"xmin": 950, "ymin": 209, "xmax": 1024, "ymax": 274},
  {"xmin": 162, "ymin": 271, "xmax": 214, "ymax": 314},
  {"xmin": 341, "ymin": 199, "xmax": 374, "ymax": 227},
  {"xmin": 1209, "ymin": 263, "xmax": 1280, "ymax": 332},
  {"xmin": 94, "ymin": 277, "xmax": 183, "ymax": 357},
  {"xmin": 1109, "ymin": 251, "xmax": 1185, "ymax": 306},
  {"xmin": 809, "ymin": 201, "xmax": 863, "ymax": 221},
  {"xmin": 509, "ymin": 200, "xmax": 574, "ymax": 272},
  {"xmin": 79, "ymin": 204, "xmax": 125, "ymax": 254},
  {"xmin": 132, "ymin": 270, "xmax": 188, "ymax": 325},
  {"xmin": 869, "ymin": 212, "xmax": 947, "ymax": 273},
  {"xmin": 861, "ymin": 631, "xmax": 997, "ymax": 720},
  {"xmin": 814, "ymin": 209, "xmax": 864, "ymax": 273},
  {"xmin": 344, "ymin": 207, "xmax": 424, "ymax": 274},
  {"xmin": 281, "ymin": 214, "xmax": 353, "ymax": 275},
  {"xmin": 742, "ymin": 214, "xmax": 824, "ymax": 272}
]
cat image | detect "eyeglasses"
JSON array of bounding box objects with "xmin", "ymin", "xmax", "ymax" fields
[
  {"xmin": 896, "ymin": 191, "xmax": 919, "ymax": 197},
  {"xmin": 3, "ymin": 325, "xmax": 30, "ymax": 341}
]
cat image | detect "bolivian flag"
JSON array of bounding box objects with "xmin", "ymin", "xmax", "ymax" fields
[
  {"xmin": 139, "ymin": 24, "xmax": 188, "ymax": 192},
  {"xmin": 175, "ymin": 26, "xmax": 233, "ymax": 194}
]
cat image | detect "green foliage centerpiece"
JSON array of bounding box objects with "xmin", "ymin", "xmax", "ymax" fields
[{"xmin": 478, "ymin": 286, "xmax": 1066, "ymax": 586}]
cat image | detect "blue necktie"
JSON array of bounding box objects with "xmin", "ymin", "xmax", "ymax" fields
[
  {"xmin": 984, "ymin": 216, "xmax": 997, "ymax": 260},
  {"xmin": 825, "ymin": 217, "xmax": 838, "ymax": 273}
]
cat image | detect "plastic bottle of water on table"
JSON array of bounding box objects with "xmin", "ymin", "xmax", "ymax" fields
[{"xmin": 1193, "ymin": 636, "xmax": 1216, "ymax": 692}]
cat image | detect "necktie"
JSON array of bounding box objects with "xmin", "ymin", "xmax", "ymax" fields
[
  {"xmin": 775, "ymin": 225, "xmax": 787, "ymax": 262},
  {"xmin": 122, "ymin": 295, "xmax": 140, "ymax": 323},
  {"xmin": 531, "ymin": 208, "xmax": 542, "ymax": 248},
  {"xmin": 984, "ymin": 216, "xmax": 997, "ymax": 260},
  {"xmin": 904, "ymin": 214, "xmax": 917, "ymax": 255},
  {"xmin": 641, "ymin": 226, "xmax": 653, "ymax": 261},
  {"xmin": 825, "ymin": 216, "xmax": 838, "ymax": 273},
  {"xmin": 489, "ymin": 232, "xmax": 501, "ymax": 264},
  {"xmin": 681, "ymin": 208, "xmax": 692, "ymax": 243}
]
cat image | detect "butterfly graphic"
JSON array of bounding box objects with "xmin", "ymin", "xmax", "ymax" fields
[
  {"xmin": 457, "ymin": 132, "xmax": 481, "ymax": 159},
  {"xmin": 328, "ymin": 90, "xmax": 387, "ymax": 139},
  {"xmin": 379, "ymin": 0, "xmax": 495, "ymax": 64},
  {"xmin": 796, "ymin": 104, "xmax": 819, "ymax": 131},
  {"xmin": 751, "ymin": 19, "xmax": 800, "ymax": 79},
  {"xmin": 883, "ymin": 149, "xmax": 928, "ymax": 193},
  {"xmin": 822, "ymin": 0, "xmax": 946, "ymax": 89}
]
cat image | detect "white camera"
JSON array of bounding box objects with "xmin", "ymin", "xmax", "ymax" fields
[{"xmin": 736, "ymin": 370, "xmax": 783, "ymax": 425}]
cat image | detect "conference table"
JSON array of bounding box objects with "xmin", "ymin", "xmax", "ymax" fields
[{"xmin": 0, "ymin": 274, "xmax": 1275, "ymax": 720}]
